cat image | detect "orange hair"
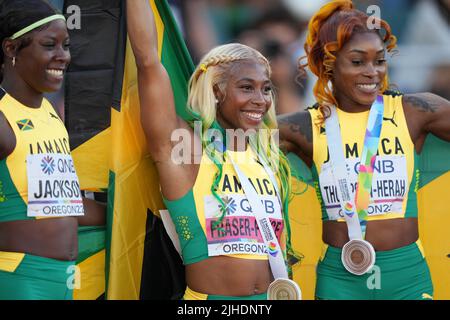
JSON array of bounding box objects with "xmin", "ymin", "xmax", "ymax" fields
[{"xmin": 300, "ymin": 0, "xmax": 397, "ymax": 119}]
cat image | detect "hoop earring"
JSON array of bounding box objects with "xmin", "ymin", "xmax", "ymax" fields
[{"xmin": 12, "ymin": 57, "xmax": 16, "ymax": 67}]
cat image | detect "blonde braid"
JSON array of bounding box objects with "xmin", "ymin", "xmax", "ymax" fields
[{"xmin": 194, "ymin": 54, "xmax": 244, "ymax": 80}]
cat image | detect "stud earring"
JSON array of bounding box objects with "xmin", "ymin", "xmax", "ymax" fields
[{"xmin": 12, "ymin": 57, "xmax": 16, "ymax": 67}]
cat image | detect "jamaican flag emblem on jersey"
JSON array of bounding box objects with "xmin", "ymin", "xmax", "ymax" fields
[{"xmin": 16, "ymin": 119, "xmax": 34, "ymax": 131}]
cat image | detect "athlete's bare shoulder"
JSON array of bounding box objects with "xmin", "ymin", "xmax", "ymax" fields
[
  {"xmin": 0, "ymin": 111, "xmax": 16, "ymax": 160},
  {"xmin": 278, "ymin": 110, "xmax": 312, "ymax": 144},
  {"xmin": 277, "ymin": 110, "xmax": 313, "ymax": 163},
  {"xmin": 402, "ymin": 92, "xmax": 450, "ymax": 151}
]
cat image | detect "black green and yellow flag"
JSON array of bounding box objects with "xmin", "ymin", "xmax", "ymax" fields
[
  {"xmin": 64, "ymin": 0, "xmax": 125, "ymax": 300},
  {"xmin": 105, "ymin": 0, "xmax": 194, "ymax": 299},
  {"xmin": 16, "ymin": 119, "xmax": 34, "ymax": 131},
  {"xmin": 65, "ymin": 0, "xmax": 193, "ymax": 299}
]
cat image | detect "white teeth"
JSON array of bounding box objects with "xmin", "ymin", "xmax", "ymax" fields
[
  {"xmin": 243, "ymin": 112, "xmax": 263, "ymax": 121},
  {"xmin": 357, "ymin": 84, "xmax": 377, "ymax": 90},
  {"xmin": 46, "ymin": 69, "xmax": 63, "ymax": 76}
]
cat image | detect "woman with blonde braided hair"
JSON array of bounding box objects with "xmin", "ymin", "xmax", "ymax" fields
[
  {"xmin": 127, "ymin": 0, "xmax": 299, "ymax": 300},
  {"xmin": 279, "ymin": 0, "xmax": 450, "ymax": 299}
]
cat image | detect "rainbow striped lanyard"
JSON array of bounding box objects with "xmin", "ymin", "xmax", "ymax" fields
[{"xmin": 325, "ymin": 96, "xmax": 384, "ymax": 239}]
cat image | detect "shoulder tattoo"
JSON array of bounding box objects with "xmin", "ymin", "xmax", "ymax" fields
[
  {"xmin": 279, "ymin": 112, "xmax": 312, "ymax": 143},
  {"xmin": 404, "ymin": 95, "xmax": 438, "ymax": 113}
]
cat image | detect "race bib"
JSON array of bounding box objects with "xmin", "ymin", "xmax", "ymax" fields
[
  {"xmin": 319, "ymin": 155, "xmax": 408, "ymax": 220},
  {"xmin": 27, "ymin": 153, "xmax": 84, "ymax": 217},
  {"xmin": 204, "ymin": 194, "xmax": 283, "ymax": 256}
]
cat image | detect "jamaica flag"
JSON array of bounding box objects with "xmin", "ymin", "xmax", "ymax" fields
[
  {"xmin": 64, "ymin": 0, "xmax": 124, "ymax": 300},
  {"xmin": 105, "ymin": 0, "xmax": 193, "ymax": 299},
  {"xmin": 16, "ymin": 119, "xmax": 34, "ymax": 131},
  {"xmin": 65, "ymin": 0, "xmax": 193, "ymax": 299}
]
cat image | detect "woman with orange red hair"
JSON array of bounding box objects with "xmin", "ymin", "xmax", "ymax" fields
[{"xmin": 279, "ymin": 0, "xmax": 450, "ymax": 299}]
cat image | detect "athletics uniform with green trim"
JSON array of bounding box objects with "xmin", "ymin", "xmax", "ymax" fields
[
  {"xmin": 164, "ymin": 147, "xmax": 286, "ymax": 300},
  {"xmin": 0, "ymin": 91, "xmax": 76, "ymax": 300},
  {"xmin": 316, "ymin": 240, "xmax": 433, "ymax": 300},
  {"xmin": 309, "ymin": 92, "xmax": 433, "ymax": 299}
]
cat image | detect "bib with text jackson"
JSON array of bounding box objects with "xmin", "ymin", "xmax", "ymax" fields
[{"xmin": 27, "ymin": 153, "xmax": 84, "ymax": 217}]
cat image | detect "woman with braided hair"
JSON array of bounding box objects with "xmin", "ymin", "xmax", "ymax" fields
[
  {"xmin": 127, "ymin": 0, "xmax": 300, "ymax": 300},
  {"xmin": 279, "ymin": 0, "xmax": 450, "ymax": 299}
]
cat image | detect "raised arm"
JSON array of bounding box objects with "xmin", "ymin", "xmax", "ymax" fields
[
  {"xmin": 403, "ymin": 93, "xmax": 450, "ymax": 153},
  {"xmin": 277, "ymin": 110, "xmax": 314, "ymax": 166},
  {"xmin": 126, "ymin": 0, "xmax": 186, "ymax": 162}
]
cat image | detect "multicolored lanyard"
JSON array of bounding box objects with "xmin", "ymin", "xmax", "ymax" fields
[
  {"xmin": 355, "ymin": 96, "xmax": 385, "ymax": 226},
  {"xmin": 324, "ymin": 96, "xmax": 384, "ymax": 238},
  {"xmin": 227, "ymin": 151, "xmax": 289, "ymax": 280}
]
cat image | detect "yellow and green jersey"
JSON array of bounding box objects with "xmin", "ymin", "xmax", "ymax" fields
[
  {"xmin": 309, "ymin": 92, "xmax": 419, "ymax": 221},
  {"xmin": 164, "ymin": 147, "xmax": 286, "ymax": 264},
  {"xmin": 0, "ymin": 91, "xmax": 71, "ymax": 222}
]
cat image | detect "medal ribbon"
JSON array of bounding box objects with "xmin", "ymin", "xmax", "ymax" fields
[
  {"xmin": 355, "ymin": 96, "xmax": 384, "ymax": 228},
  {"xmin": 228, "ymin": 152, "xmax": 289, "ymax": 279},
  {"xmin": 324, "ymin": 96, "xmax": 384, "ymax": 238}
]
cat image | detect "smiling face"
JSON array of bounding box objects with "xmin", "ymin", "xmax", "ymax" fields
[
  {"xmin": 332, "ymin": 32, "xmax": 387, "ymax": 112},
  {"xmin": 15, "ymin": 19, "xmax": 70, "ymax": 93},
  {"xmin": 215, "ymin": 60, "xmax": 273, "ymax": 131}
]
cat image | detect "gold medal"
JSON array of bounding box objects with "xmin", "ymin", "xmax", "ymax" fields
[{"xmin": 267, "ymin": 278, "xmax": 302, "ymax": 300}]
